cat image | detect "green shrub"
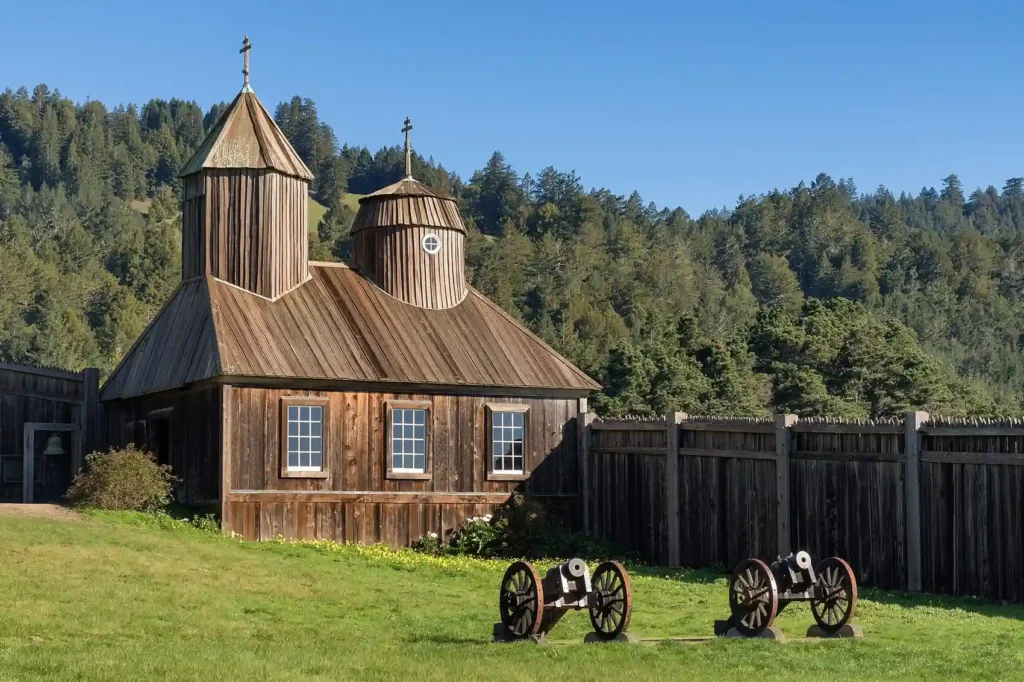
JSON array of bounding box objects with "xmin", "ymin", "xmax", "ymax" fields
[
  {"xmin": 65, "ymin": 445, "xmax": 177, "ymax": 511},
  {"xmin": 412, "ymin": 493, "xmax": 635, "ymax": 561}
]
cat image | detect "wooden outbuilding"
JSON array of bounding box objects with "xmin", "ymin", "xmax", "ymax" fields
[{"xmin": 99, "ymin": 41, "xmax": 598, "ymax": 544}]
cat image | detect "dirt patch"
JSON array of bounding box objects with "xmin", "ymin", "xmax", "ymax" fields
[{"xmin": 0, "ymin": 504, "xmax": 81, "ymax": 521}]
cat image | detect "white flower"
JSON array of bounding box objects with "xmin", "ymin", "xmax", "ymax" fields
[
  {"xmin": 428, "ymin": 532, "xmax": 439, "ymax": 539},
  {"xmin": 483, "ymin": 514, "xmax": 493, "ymax": 523}
]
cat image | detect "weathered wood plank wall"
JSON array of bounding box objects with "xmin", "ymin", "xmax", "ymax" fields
[
  {"xmin": 920, "ymin": 421, "xmax": 1024, "ymax": 601},
  {"xmin": 222, "ymin": 387, "xmax": 579, "ymax": 546},
  {"xmin": 103, "ymin": 386, "xmax": 221, "ymax": 505},
  {"xmin": 182, "ymin": 170, "xmax": 309, "ymax": 299},
  {"xmin": 588, "ymin": 421, "xmax": 667, "ymax": 563},
  {"xmin": 0, "ymin": 364, "xmax": 98, "ymax": 502},
  {"xmin": 578, "ymin": 412, "xmax": 1024, "ymax": 601},
  {"xmin": 789, "ymin": 420, "xmax": 906, "ymax": 589}
]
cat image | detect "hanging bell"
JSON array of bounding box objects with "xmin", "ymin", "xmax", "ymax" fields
[{"xmin": 43, "ymin": 434, "xmax": 65, "ymax": 456}]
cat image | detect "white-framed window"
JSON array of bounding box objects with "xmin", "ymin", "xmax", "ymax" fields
[
  {"xmin": 391, "ymin": 407, "xmax": 427, "ymax": 473},
  {"xmin": 286, "ymin": 404, "xmax": 323, "ymax": 471},
  {"xmin": 492, "ymin": 411, "xmax": 525, "ymax": 473},
  {"xmin": 422, "ymin": 233, "xmax": 441, "ymax": 255},
  {"xmin": 486, "ymin": 405, "xmax": 529, "ymax": 480}
]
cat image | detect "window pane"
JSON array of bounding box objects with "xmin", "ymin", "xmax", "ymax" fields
[
  {"xmin": 513, "ymin": 442, "xmax": 522, "ymax": 457},
  {"xmin": 311, "ymin": 421, "xmax": 321, "ymax": 437},
  {"xmin": 413, "ymin": 454, "xmax": 425, "ymax": 471},
  {"xmin": 288, "ymin": 421, "xmax": 298, "ymax": 436},
  {"xmin": 288, "ymin": 436, "xmax": 298, "ymax": 453},
  {"xmin": 414, "ymin": 425, "xmax": 425, "ymax": 440},
  {"xmin": 288, "ymin": 451, "xmax": 299, "ymax": 468},
  {"xmin": 414, "ymin": 409, "xmax": 425, "ymax": 425},
  {"xmin": 393, "ymin": 424, "xmax": 402, "ymax": 438},
  {"xmin": 310, "ymin": 451, "xmax": 322, "ymax": 468},
  {"xmin": 300, "ymin": 421, "xmax": 309, "ymax": 436},
  {"xmin": 299, "ymin": 406, "xmax": 309, "ymax": 420},
  {"xmin": 311, "ymin": 436, "xmax": 321, "ymax": 453},
  {"xmin": 288, "ymin": 405, "xmax": 299, "ymax": 420},
  {"xmin": 310, "ymin": 406, "xmax": 322, "ymax": 421},
  {"xmin": 299, "ymin": 451, "xmax": 309, "ymax": 468},
  {"xmin": 414, "ymin": 439, "xmax": 425, "ymax": 455},
  {"xmin": 512, "ymin": 412, "xmax": 523, "ymax": 428}
]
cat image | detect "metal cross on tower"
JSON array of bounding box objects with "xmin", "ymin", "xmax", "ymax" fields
[
  {"xmin": 402, "ymin": 116, "xmax": 413, "ymax": 177},
  {"xmin": 240, "ymin": 36, "xmax": 252, "ymax": 89}
]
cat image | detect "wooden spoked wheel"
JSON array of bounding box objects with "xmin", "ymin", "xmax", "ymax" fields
[
  {"xmin": 729, "ymin": 558, "xmax": 779, "ymax": 636},
  {"xmin": 588, "ymin": 560, "xmax": 633, "ymax": 639},
  {"xmin": 810, "ymin": 557, "xmax": 858, "ymax": 634},
  {"xmin": 499, "ymin": 561, "xmax": 544, "ymax": 639}
]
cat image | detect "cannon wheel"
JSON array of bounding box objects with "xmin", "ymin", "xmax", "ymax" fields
[
  {"xmin": 588, "ymin": 560, "xmax": 633, "ymax": 639},
  {"xmin": 810, "ymin": 557, "xmax": 858, "ymax": 634},
  {"xmin": 499, "ymin": 561, "xmax": 544, "ymax": 639},
  {"xmin": 729, "ymin": 558, "xmax": 779, "ymax": 636}
]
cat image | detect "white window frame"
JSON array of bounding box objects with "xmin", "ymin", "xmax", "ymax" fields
[
  {"xmin": 422, "ymin": 233, "xmax": 441, "ymax": 255},
  {"xmin": 386, "ymin": 400, "xmax": 432, "ymax": 480},
  {"xmin": 486, "ymin": 404, "xmax": 530, "ymax": 481},
  {"xmin": 280, "ymin": 397, "xmax": 329, "ymax": 479}
]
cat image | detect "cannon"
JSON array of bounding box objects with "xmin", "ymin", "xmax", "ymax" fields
[
  {"xmin": 727, "ymin": 551, "xmax": 858, "ymax": 636},
  {"xmin": 498, "ymin": 559, "xmax": 633, "ymax": 641}
]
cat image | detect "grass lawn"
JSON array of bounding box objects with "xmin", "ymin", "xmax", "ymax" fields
[{"xmin": 1, "ymin": 513, "xmax": 1023, "ymax": 681}]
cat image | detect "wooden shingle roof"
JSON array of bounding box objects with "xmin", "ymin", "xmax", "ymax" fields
[
  {"xmin": 352, "ymin": 177, "xmax": 465, "ymax": 234},
  {"xmin": 179, "ymin": 89, "xmax": 314, "ymax": 180},
  {"xmin": 101, "ymin": 264, "xmax": 599, "ymax": 401}
]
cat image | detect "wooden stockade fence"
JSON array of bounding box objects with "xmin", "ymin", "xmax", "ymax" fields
[{"xmin": 577, "ymin": 411, "xmax": 1024, "ymax": 601}]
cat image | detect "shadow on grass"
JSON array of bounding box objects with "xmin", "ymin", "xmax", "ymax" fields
[
  {"xmin": 859, "ymin": 586, "xmax": 1024, "ymax": 620},
  {"xmin": 628, "ymin": 564, "xmax": 728, "ymax": 585},
  {"xmin": 405, "ymin": 634, "xmax": 492, "ymax": 645}
]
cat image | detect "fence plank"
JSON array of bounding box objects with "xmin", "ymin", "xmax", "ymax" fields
[
  {"xmin": 905, "ymin": 411, "xmax": 928, "ymax": 592},
  {"xmin": 776, "ymin": 414, "xmax": 797, "ymax": 558}
]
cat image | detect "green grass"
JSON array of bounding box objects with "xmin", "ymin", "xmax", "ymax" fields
[
  {"xmin": 307, "ymin": 194, "xmax": 363, "ymax": 234},
  {"xmin": 129, "ymin": 194, "xmax": 362, "ymax": 236},
  {"xmin": 1, "ymin": 513, "xmax": 1023, "ymax": 681}
]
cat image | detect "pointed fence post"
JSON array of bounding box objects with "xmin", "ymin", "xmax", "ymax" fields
[
  {"xmin": 904, "ymin": 410, "xmax": 928, "ymax": 592},
  {"xmin": 664, "ymin": 411, "xmax": 685, "ymax": 567},
  {"xmin": 775, "ymin": 414, "xmax": 798, "ymax": 558},
  {"xmin": 577, "ymin": 411, "xmax": 595, "ymax": 534}
]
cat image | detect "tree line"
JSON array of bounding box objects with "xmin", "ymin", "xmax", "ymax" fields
[{"xmin": 2, "ymin": 84, "xmax": 1023, "ymax": 418}]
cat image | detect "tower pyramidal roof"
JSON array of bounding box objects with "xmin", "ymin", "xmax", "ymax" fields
[{"xmin": 180, "ymin": 36, "xmax": 313, "ymax": 180}]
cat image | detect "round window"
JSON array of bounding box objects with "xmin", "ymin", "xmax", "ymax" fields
[{"xmin": 422, "ymin": 233, "xmax": 441, "ymax": 255}]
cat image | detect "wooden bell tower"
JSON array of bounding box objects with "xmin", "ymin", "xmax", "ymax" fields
[{"xmin": 179, "ymin": 37, "xmax": 315, "ymax": 299}]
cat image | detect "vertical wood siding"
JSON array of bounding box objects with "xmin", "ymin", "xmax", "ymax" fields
[
  {"xmin": 222, "ymin": 387, "xmax": 579, "ymax": 547},
  {"xmin": 103, "ymin": 386, "xmax": 222, "ymax": 505},
  {"xmin": 352, "ymin": 226, "xmax": 467, "ymax": 309},
  {"xmin": 182, "ymin": 169, "xmax": 308, "ymax": 298},
  {"xmin": 0, "ymin": 366, "xmax": 83, "ymax": 502}
]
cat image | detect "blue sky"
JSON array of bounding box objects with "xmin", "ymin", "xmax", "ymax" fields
[{"xmin": 2, "ymin": 0, "xmax": 1023, "ymax": 213}]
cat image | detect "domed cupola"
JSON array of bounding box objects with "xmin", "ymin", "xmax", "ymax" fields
[{"xmin": 351, "ymin": 118, "xmax": 467, "ymax": 309}]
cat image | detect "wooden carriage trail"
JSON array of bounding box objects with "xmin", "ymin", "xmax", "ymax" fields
[{"xmin": 579, "ymin": 411, "xmax": 1024, "ymax": 602}]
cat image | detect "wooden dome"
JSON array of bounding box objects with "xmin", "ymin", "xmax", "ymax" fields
[{"xmin": 351, "ymin": 132, "xmax": 468, "ymax": 309}]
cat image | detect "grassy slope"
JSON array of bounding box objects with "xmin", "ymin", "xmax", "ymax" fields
[
  {"xmin": 131, "ymin": 194, "xmax": 363, "ymax": 236},
  {"xmin": 1, "ymin": 514, "xmax": 1023, "ymax": 682},
  {"xmin": 307, "ymin": 194, "xmax": 363, "ymax": 234}
]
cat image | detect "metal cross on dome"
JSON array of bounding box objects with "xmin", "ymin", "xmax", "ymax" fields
[
  {"xmin": 240, "ymin": 36, "xmax": 252, "ymax": 89},
  {"xmin": 402, "ymin": 116, "xmax": 413, "ymax": 177}
]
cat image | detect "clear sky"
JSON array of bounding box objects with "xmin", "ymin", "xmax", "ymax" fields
[{"xmin": 2, "ymin": 0, "xmax": 1023, "ymax": 213}]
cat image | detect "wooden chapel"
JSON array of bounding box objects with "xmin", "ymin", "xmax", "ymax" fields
[{"xmin": 99, "ymin": 38, "xmax": 598, "ymax": 544}]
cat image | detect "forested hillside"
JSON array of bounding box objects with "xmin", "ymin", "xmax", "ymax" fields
[{"xmin": 2, "ymin": 84, "xmax": 1023, "ymax": 418}]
